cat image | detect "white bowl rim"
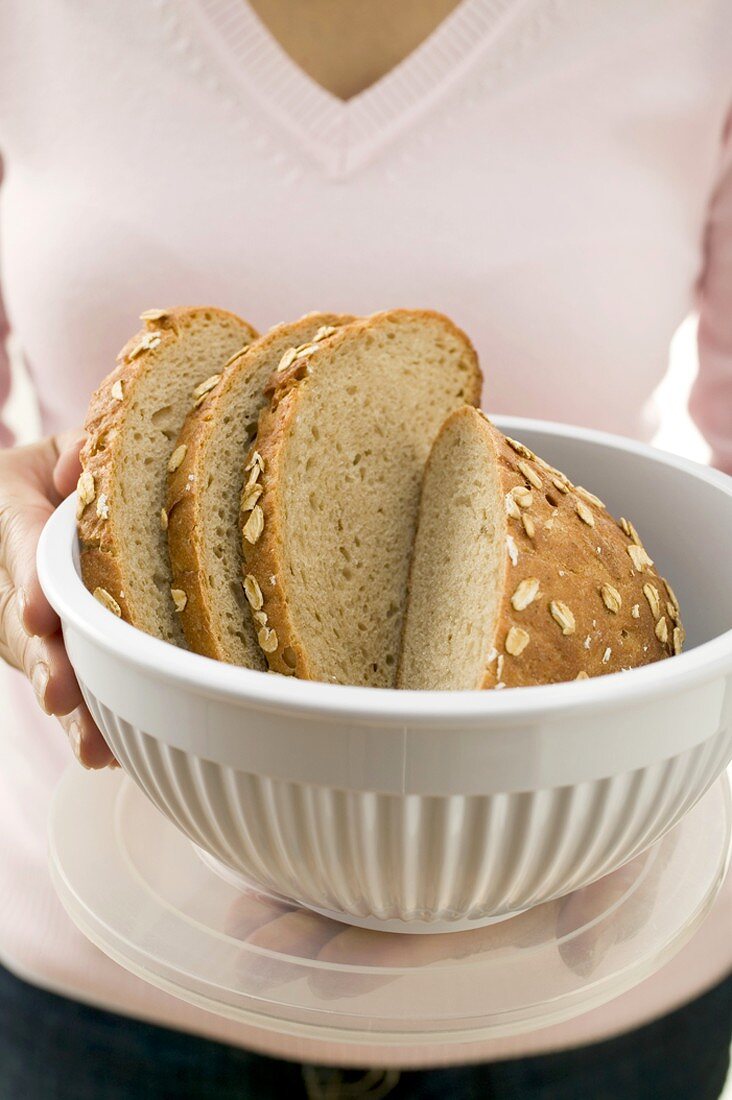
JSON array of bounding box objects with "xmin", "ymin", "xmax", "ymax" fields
[{"xmin": 37, "ymin": 416, "xmax": 732, "ymax": 726}]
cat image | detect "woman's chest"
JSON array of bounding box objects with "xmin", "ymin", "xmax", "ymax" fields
[{"xmin": 1, "ymin": 0, "xmax": 731, "ymax": 434}]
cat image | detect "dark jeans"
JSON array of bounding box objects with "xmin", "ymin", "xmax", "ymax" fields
[{"xmin": 1, "ymin": 963, "xmax": 730, "ymax": 1099}]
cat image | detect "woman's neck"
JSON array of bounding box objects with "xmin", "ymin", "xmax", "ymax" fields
[{"xmin": 247, "ymin": 0, "xmax": 463, "ymax": 100}]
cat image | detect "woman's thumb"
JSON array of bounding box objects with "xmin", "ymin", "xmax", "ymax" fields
[{"xmin": 52, "ymin": 430, "xmax": 86, "ymax": 498}]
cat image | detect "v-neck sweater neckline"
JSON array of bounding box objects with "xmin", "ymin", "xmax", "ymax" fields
[{"xmin": 190, "ymin": 0, "xmax": 532, "ymax": 174}]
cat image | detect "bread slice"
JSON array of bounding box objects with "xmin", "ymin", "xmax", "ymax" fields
[
  {"xmin": 397, "ymin": 407, "xmax": 684, "ymax": 690},
  {"xmin": 167, "ymin": 313, "xmax": 354, "ymax": 666},
  {"xmin": 78, "ymin": 307, "xmax": 257, "ymax": 645},
  {"xmin": 241, "ymin": 309, "xmax": 482, "ymax": 685}
]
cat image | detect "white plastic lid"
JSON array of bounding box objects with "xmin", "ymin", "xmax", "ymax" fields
[{"xmin": 50, "ymin": 768, "xmax": 731, "ymax": 1048}]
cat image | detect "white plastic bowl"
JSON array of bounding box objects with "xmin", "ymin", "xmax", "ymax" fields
[{"xmin": 38, "ymin": 417, "xmax": 732, "ymax": 933}]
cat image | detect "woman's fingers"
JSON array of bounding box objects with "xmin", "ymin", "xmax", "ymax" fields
[
  {"xmin": 224, "ymin": 892, "xmax": 297, "ymax": 940},
  {"xmin": 52, "ymin": 429, "xmax": 86, "ymax": 498},
  {"xmin": 0, "ymin": 439, "xmax": 64, "ymax": 638},
  {"xmin": 0, "ymin": 431, "xmax": 115, "ymax": 771},
  {"xmin": 58, "ymin": 704, "xmax": 116, "ymax": 770},
  {"xmin": 0, "ymin": 431, "xmax": 84, "ymax": 637},
  {"xmin": 0, "ymin": 568, "xmax": 113, "ymax": 768},
  {"xmin": 556, "ymin": 854, "xmax": 649, "ymax": 976},
  {"xmin": 37, "ymin": 631, "xmax": 87, "ymax": 716},
  {"xmin": 6, "ymin": 504, "xmax": 60, "ymax": 638},
  {"xmin": 1, "ymin": 568, "xmax": 76, "ymax": 712},
  {"xmin": 247, "ymin": 909, "xmax": 342, "ymax": 957}
]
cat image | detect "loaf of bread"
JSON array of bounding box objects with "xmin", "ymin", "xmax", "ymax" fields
[
  {"xmin": 166, "ymin": 313, "xmax": 353, "ymax": 665},
  {"xmin": 241, "ymin": 310, "xmax": 482, "ymax": 685},
  {"xmin": 397, "ymin": 406, "xmax": 684, "ymax": 690},
  {"xmin": 78, "ymin": 305, "xmax": 684, "ymax": 693},
  {"xmin": 78, "ymin": 307, "xmax": 257, "ymax": 645}
]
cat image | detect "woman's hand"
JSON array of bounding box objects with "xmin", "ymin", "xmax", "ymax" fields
[{"xmin": 0, "ymin": 432, "xmax": 115, "ymax": 768}]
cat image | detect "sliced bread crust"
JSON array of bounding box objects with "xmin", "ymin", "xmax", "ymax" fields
[
  {"xmin": 167, "ymin": 313, "xmax": 354, "ymax": 665},
  {"xmin": 78, "ymin": 307, "xmax": 257, "ymax": 645},
  {"xmin": 241, "ymin": 309, "xmax": 482, "ymax": 685},
  {"xmin": 398, "ymin": 407, "xmax": 683, "ymax": 689}
]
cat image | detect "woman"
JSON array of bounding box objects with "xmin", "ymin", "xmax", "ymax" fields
[{"xmin": 1, "ymin": 2, "xmax": 731, "ymax": 1096}]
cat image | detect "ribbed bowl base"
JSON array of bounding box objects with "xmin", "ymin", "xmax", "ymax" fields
[{"xmin": 193, "ymin": 844, "xmax": 529, "ymax": 933}]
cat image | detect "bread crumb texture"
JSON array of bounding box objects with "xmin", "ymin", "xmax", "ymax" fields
[
  {"xmin": 78, "ymin": 307, "xmax": 257, "ymax": 647},
  {"xmin": 242, "ymin": 309, "xmax": 482, "ymax": 685}
]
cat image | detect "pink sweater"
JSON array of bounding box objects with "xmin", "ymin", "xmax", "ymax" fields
[{"xmin": 1, "ymin": 0, "xmax": 732, "ymax": 1067}]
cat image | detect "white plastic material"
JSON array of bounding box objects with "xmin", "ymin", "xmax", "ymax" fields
[
  {"xmin": 38, "ymin": 417, "xmax": 732, "ymax": 929},
  {"xmin": 49, "ymin": 767, "xmax": 732, "ymax": 1046}
]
